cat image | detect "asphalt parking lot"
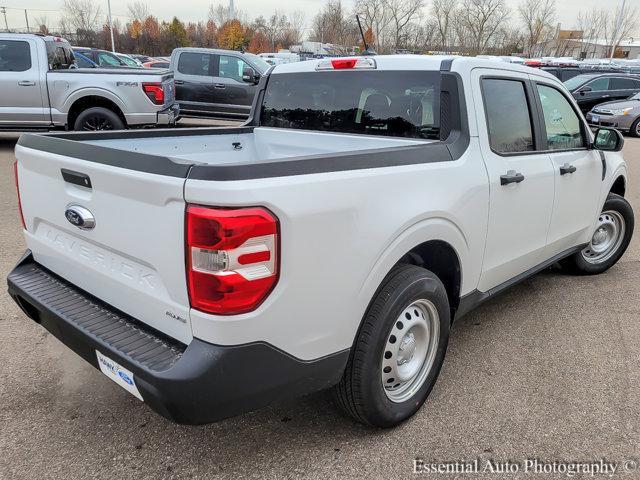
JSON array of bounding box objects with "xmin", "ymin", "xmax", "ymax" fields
[{"xmin": 0, "ymin": 130, "xmax": 638, "ymax": 480}]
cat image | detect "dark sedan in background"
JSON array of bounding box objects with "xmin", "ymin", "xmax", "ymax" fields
[{"xmin": 564, "ymin": 73, "xmax": 640, "ymax": 113}]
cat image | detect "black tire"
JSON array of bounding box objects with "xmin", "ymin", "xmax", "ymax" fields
[
  {"xmin": 562, "ymin": 193, "xmax": 634, "ymax": 275},
  {"xmin": 73, "ymin": 107, "xmax": 125, "ymax": 131},
  {"xmin": 630, "ymin": 117, "xmax": 640, "ymax": 138},
  {"xmin": 334, "ymin": 264, "xmax": 450, "ymax": 428}
]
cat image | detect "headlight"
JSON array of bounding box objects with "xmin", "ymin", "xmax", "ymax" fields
[{"xmin": 608, "ymin": 108, "xmax": 634, "ymax": 116}]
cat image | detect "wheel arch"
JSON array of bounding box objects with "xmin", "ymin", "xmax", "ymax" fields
[
  {"xmin": 357, "ymin": 218, "xmax": 469, "ymax": 327},
  {"xmin": 610, "ymin": 175, "xmax": 626, "ymax": 197},
  {"xmin": 66, "ymin": 94, "xmax": 127, "ymax": 130}
]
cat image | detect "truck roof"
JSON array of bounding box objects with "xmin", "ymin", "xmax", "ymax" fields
[
  {"xmin": 0, "ymin": 32, "xmax": 70, "ymax": 43},
  {"xmin": 271, "ymin": 54, "xmax": 558, "ymax": 81}
]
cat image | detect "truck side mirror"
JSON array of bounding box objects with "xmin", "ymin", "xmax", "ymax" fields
[
  {"xmin": 242, "ymin": 66, "xmax": 259, "ymax": 84},
  {"xmin": 593, "ymin": 127, "xmax": 624, "ymax": 152}
]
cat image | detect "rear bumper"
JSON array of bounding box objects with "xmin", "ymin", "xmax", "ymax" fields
[
  {"xmin": 157, "ymin": 103, "xmax": 179, "ymax": 125},
  {"xmin": 7, "ymin": 251, "xmax": 348, "ymax": 425}
]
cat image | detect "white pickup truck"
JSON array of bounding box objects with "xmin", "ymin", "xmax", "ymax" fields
[{"xmin": 8, "ymin": 56, "xmax": 634, "ymax": 427}]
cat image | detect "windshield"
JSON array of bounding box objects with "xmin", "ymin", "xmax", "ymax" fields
[
  {"xmin": 260, "ymin": 71, "xmax": 441, "ymax": 140},
  {"xmin": 564, "ymin": 75, "xmax": 597, "ymax": 91},
  {"xmin": 118, "ymin": 55, "xmax": 138, "ymax": 67},
  {"xmin": 245, "ymin": 53, "xmax": 271, "ymax": 73}
]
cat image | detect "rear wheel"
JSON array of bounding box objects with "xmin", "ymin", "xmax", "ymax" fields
[
  {"xmin": 630, "ymin": 118, "xmax": 640, "ymax": 138},
  {"xmin": 73, "ymin": 107, "xmax": 124, "ymax": 131},
  {"xmin": 562, "ymin": 193, "xmax": 634, "ymax": 275},
  {"xmin": 334, "ymin": 264, "xmax": 450, "ymax": 427}
]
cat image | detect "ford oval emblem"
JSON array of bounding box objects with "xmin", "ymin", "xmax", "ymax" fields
[
  {"xmin": 117, "ymin": 370, "xmax": 134, "ymax": 385},
  {"xmin": 65, "ymin": 205, "xmax": 95, "ymax": 230}
]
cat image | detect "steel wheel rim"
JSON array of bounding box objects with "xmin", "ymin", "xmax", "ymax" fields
[
  {"xmin": 581, "ymin": 210, "xmax": 625, "ymax": 264},
  {"xmin": 381, "ymin": 299, "xmax": 439, "ymax": 403},
  {"xmin": 82, "ymin": 116, "xmax": 114, "ymax": 131}
]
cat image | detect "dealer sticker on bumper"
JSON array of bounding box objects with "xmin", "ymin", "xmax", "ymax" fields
[{"xmin": 96, "ymin": 350, "xmax": 143, "ymax": 401}]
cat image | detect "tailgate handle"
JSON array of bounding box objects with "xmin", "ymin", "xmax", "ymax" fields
[{"xmin": 61, "ymin": 169, "xmax": 92, "ymax": 189}]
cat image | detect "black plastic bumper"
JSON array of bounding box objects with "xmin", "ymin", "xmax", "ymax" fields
[{"xmin": 7, "ymin": 251, "xmax": 349, "ymax": 425}]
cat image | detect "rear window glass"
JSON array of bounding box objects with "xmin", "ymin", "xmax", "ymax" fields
[
  {"xmin": 46, "ymin": 42, "xmax": 74, "ymax": 70},
  {"xmin": 0, "ymin": 40, "xmax": 31, "ymax": 71},
  {"xmin": 178, "ymin": 53, "xmax": 211, "ymax": 76},
  {"xmin": 260, "ymin": 71, "xmax": 441, "ymax": 139}
]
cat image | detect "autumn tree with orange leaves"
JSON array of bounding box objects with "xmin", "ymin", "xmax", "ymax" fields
[{"xmin": 217, "ymin": 19, "xmax": 246, "ymax": 50}]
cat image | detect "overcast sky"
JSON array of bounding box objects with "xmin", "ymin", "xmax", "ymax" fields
[{"xmin": 0, "ymin": 0, "xmax": 635, "ymax": 35}]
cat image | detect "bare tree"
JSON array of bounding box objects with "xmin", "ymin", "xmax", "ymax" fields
[
  {"xmin": 385, "ymin": 0, "xmax": 424, "ymax": 51},
  {"xmin": 518, "ymin": 0, "xmax": 555, "ymax": 57},
  {"xmin": 602, "ymin": 3, "xmax": 639, "ymax": 58},
  {"xmin": 456, "ymin": 0, "xmax": 510, "ymax": 55},
  {"xmin": 576, "ymin": 10, "xmax": 606, "ymax": 58},
  {"xmin": 61, "ymin": 0, "xmax": 102, "ymax": 33},
  {"xmin": 33, "ymin": 15, "xmax": 51, "ymax": 35},
  {"xmin": 287, "ymin": 10, "xmax": 306, "ymax": 45},
  {"xmin": 355, "ymin": 0, "xmax": 392, "ymax": 52},
  {"xmin": 128, "ymin": 1, "xmax": 150, "ymax": 21},
  {"xmin": 431, "ymin": 0, "xmax": 458, "ymax": 52},
  {"xmin": 310, "ymin": 0, "xmax": 358, "ymax": 49}
]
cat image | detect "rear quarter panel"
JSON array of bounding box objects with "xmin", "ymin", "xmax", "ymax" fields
[{"xmin": 184, "ymin": 142, "xmax": 489, "ymax": 360}]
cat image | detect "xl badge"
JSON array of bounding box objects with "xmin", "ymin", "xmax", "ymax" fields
[{"xmin": 65, "ymin": 205, "xmax": 95, "ymax": 230}]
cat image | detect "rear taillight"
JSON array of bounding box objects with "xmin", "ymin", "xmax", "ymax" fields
[
  {"xmin": 13, "ymin": 161, "xmax": 26, "ymax": 230},
  {"xmin": 142, "ymin": 82, "xmax": 165, "ymax": 105},
  {"xmin": 186, "ymin": 205, "xmax": 279, "ymax": 315}
]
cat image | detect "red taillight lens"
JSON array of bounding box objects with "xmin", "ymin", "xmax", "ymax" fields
[
  {"xmin": 142, "ymin": 82, "xmax": 164, "ymax": 105},
  {"xmin": 331, "ymin": 58, "xmax": 357, "ymax": 69},
  {"xmin": 186, "ymin": 205, "xmax": 279, "ymax": 315},
  {"xmin": 13, "ymin": 161, "xmax": 26, "ymax": 230}
]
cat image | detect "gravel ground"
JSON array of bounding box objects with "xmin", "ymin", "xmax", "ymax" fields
[{"xmin": 0, "ymin": 131, "xmax": 638, "ymax": 480}]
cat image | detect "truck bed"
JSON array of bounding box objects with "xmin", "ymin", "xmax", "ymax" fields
[{"xmin": 85, "ymin": 127, "xmax": 428, "ymax": 165}]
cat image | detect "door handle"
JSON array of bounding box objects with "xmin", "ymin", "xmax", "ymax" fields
[
  {"xmin": 174, "ymin": 80, "xmax": 184, "ymax": 85},
  {"xmin": 560, "ymin": 163, "xmax": 577, "ymax": 175},
  {"xmin": 214, "ymin": 83, "xmax": 226, "ymax": 89},
  {"xmin": 18, "ymin": 81, "xmax": 35, "ymax": 86},
  {"xmin": 500, "ymin": 170, "xmax": 525, "ymax": 185}
]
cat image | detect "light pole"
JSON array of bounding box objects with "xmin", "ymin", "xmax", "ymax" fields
[
  {"xmin": 610, "ymin": 0, "xmax": 627, "ymax": 63},
  {"xmin": 1, "ymin": 7, "xmax": 8, "ymax": 32},
  {"xmin": 107, "ymin": 0, "xmax": 115, "ymax": 52}
]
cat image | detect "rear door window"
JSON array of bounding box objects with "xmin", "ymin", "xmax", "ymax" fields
[
  {"xmin": 481, "ymin": 78, "xmax": 535, "ymax": 154},
  {"xmin": 610, "ymin": 77, "xmax": 639, "ymax": 90},
  {"xmin": 260, "ymin": 71, "xmax": 441, "ymax": 139},
  {"xmin": 46, "ymin": 42, "xmax": 74, "ymax": 70},
  {"xmin": 178, "ymin": 53, "xmax": 211, "ymax": 76},
  {"xmin": 0, "ymin": 40, "xmax": 31, "ymax": 71}
]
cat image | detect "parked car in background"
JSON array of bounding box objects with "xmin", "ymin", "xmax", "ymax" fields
[
  {"xmin": 564, "ymin": 73, "xmax": 640, "ymax": 113},
  {"xmin": 73, "ymin": 47, "xmax": 129, "ymax": 68},
  {"xmin": 586, "ymin": 91, "xmax": 640, "ymax": 136},
  {"xmin": 131, "ymin": 54, "xmax": 153, "ymax": 63},
  {"xmin": 170, "ymin": 47, "xmax": 271, "ymax": 119},
  {"xmin": 0, "ymin": 34, "xmax": 178, "ymax": 131},
  {"xmin": 115, "ymin": 53, "xmax": 143, "ymax": 67},
  {"xmin": 74, "ymin": 51, "xmax": 98, "ymax": 68},
  {"xmin": 143, "ymin": 59, "xmax": 170, "ymax": 69}
]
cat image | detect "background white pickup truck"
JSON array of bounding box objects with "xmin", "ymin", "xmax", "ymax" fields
[
  {"xmin": 8, "ymin": 55, "xmax": 633, "ymax": 427},
  {"xmin": 0, "ymin": 33, "xmax": 178, "ymax": 131}
]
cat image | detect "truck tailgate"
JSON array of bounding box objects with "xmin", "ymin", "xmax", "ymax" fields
[{"xmin": 14, "ymin": 141, "xmax": 192, "ymax": 344}]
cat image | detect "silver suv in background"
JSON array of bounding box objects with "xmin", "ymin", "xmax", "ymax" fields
[
  {"xmin": 586, "ymin": 92, "xmax": 640, "ymax": 137},
  {"xmin": 0, "ymin": 33, "xmax": 178, "ymax": 131},
  {"xmin": 170, "ymin": 47, "xmax": 271, "ymax": 120}
]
